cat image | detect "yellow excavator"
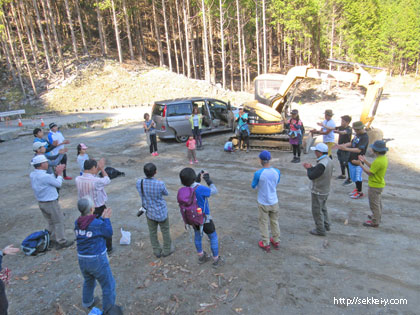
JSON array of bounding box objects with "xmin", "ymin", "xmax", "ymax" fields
[{"xmin": 240, "ymin": 60, "xmax": 386, "ymax": 151}]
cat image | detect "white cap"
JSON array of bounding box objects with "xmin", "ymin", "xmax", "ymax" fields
[
  {"xmin": 31, "ymin": 155, "xmax": 48, "ymax": 165},
  {"xmin": 33, "ymin": 142, "xmax": 45, "ymax": 151},
  {"xmin": 310, "ymin": 143, "xmax": 329, "ymax": 153}
]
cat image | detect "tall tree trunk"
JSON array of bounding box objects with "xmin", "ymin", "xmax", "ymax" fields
[
  {"xmin": 236, "ymin": 0, "xmax": 243, "ymax": 91},
  {"xmin": 276, "ymin": 23, "xmax": 281, "ymax": 70},
  {"xmin": 219, "ymin": 0, "xmax": 226, "ymax": 88},
  {"xmin": 2, "ymin": 14, "xmax": 26, "ymax": 97},
  {"xmin": 262, "ymin": 0, "xmax": 267, "ymax": 73},
  {"xmin": 122, "ymin": 0, "xmax": 134, "ymax": 60},
  {"xmin": 73, "ymin": 0, "xmax": 89, "ymax": 56},
  {"xmin": 242, "ymin": 23, "xmax": 248, "ymax": 90},
  {"xmin": 18, "ymin": 0, "xmax": 41, "ymax": 77},
  {"xmin": 96, "ymin": 0, "xmax": 107, "ymax": 56},
  {"xmin": 229, "ymin": 32, "xmax": 234, "ymax": 91},
  {"xmin": 10, "ymin": 1, "xmax": 37, "ymax": 96},
  {"xmin": 44, "ymin": 0, "xmax": 66, "ymax": 77},
  {"xmin": 1, "ymin": 39, "xmax": 17, "ymax": 81},
  {"xmin": 268, "ymin": 26, "xmax": 273, "ymax": 70},
  {"xmin": 40, "ymin": 0, "xmax": 54, "ymax": 58},
  {"xmin": 190, "ymin": 4, "xmax": 198, "ymax": 78},
  {"xmin": 208, "ymin": 7, "xmax": 215, "ymax": 84},
  {"xmin": 329, "ymin": 5, "xmax": 335, "ymax": 70},
  {"xmin": 152, "ymin": 0, "xmax": 164, "ymax": 66},
  {"xmin": 183, "ymin": 0, "xmax": 191, "ymax": 78},
  {"xmin": 64, "ymin": 0, "xmax": 79, "ymax": 61},
  {"xmin": 111, "ymin": 0, "xmax": 123, "ymax": 63},
  {"xmin": 169, "ymin": 4, "xmax": 180, "ymax": 74},
  {"xmin": 136, "ymin": 10, "xmax": 146, "ymax": 60},
  {"xmin": 255, "ymin": 0, "xmax": 260, "ymax": 76},
  {"xmin": 32, "ymin": 0, "xmax": 52, "ymax": 74},
  {"xmin": 175, "ymin": 0, "xmax": 185, "ymax": 75},
  {"xmin": 201, "ymin": 0, "xmax": 210, "ymax": 82},
  {"xmin": 194, "ymin": 27, "xmax": 201, "ymax": 79},
  {"xmin": 162, "ymin": 0, "xmax": 172, "ymax": 71}
]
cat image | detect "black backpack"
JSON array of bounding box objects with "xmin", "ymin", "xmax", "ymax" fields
[{"xmin": 99, "ymin": 167, "xmax": 125, "ymax": 179}]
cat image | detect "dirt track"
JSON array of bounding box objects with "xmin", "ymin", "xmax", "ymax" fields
[{"xmin": 1, "ymin": 94, "xmax": 420, "ymax": 314}]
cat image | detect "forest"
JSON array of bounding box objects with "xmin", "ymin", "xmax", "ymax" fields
[{"xmin": 0, "ymin": 0, "xmax": 419, "ymax": 97}]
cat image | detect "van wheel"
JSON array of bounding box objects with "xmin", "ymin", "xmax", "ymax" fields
[{"xmin": 175, "ymin": 134, "xmax": 189, "ymax": 143}]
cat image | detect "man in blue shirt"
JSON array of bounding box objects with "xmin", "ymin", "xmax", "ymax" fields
[
  {"xmin": 179, "ymin": 168, "xmax": 223, "ymax": 268},
  {"xmin": 252, "ymin": 150, "xmax": 281, "ymax": 252},
  {"xmin": 137, "ymin": 163, "xmax": 173, "ymax": 258}
]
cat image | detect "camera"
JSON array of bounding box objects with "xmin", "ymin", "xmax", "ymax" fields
[{"xmin": 137, "ymin": 207, "xmax": 147, "ymax": 217}]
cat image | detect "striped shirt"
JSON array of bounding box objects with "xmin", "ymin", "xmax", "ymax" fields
[
  {"xmin": 136, "ymin": 177, "xmax": 168, "ymax": 222},
  {"xmin": 76, "ymin": 173, "xmax": 111, "ymax": 207}
]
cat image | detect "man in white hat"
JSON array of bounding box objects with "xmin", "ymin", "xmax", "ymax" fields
[
  {"xmin": 33, "ymin": 142, "xmax": 67, "ymax": 174},
  {"xmin": 303, "ymin": 143, "xmax": 334, "ymax": 236},
  {"xmin": 30, "ymin": 155, "xmax": 73, "ymax": 249}
]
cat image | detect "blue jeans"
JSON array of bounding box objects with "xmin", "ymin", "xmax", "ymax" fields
[{"xmin": 78, "ymin": 252, "xmax": 116, "ymax": 312}]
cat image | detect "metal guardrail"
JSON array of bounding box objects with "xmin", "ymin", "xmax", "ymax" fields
[{"xmin": 0, "ymin": 109, "xmax": 26, "ymax": 118}]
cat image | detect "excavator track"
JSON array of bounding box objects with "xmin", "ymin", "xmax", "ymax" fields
[{"xmin": 233, "ymin": 133, "xmax": 312, "ymax": 152}]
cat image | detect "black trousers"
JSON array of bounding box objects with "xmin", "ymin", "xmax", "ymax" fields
[
  {"xmin": 61, "ymin": 154, "xmax": 68, "ymax": 177},
  {"xmin": 0, "ymin": 280, "xmax": 8, "ymax": 315},
  {"xmin": 149, "ymin": 134, "xmax": 157, "ymax": 153},
  {"xmin": 94, "ymin": 205, "xmax": 113, "ymax": 251},
  {"xmin": 292, "ymin": 144, "xmax": 301, "ymax": 157}
]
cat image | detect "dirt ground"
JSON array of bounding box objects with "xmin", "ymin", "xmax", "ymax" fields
[{"xmin": 1, "ymin": 93, "xmax": 420, "ymax": 315}]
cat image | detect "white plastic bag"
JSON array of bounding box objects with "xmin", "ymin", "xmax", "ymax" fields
[{"xmin": 119, "ymin": 228, "xmax": 131, "ymax": 245}]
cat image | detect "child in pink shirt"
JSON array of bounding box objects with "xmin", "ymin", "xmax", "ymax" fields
[{"xmin": 186, "ymin": 136, "xmax": 198, "ymax": 164}]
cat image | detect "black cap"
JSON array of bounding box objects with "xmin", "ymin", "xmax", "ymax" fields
[{"xmin": 49, "ymin": 122, "xmax": 57, "ymax": 129}]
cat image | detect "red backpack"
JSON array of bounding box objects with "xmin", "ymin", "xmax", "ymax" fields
[{"xmin": 177, "ymin": 186, "xmax": 204, "ymax": 226}]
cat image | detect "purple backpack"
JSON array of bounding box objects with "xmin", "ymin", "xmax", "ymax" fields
[{"xmin": 177, "ymin": 186, "xmax": 204, "ymax": 226}]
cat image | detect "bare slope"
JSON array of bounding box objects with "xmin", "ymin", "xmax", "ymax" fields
[{"xmin": 44, "ymin": 60, "xmax": 253, "ymax": 112}]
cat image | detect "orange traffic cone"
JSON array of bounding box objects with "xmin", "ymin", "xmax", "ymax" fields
[
  {"xmin": 18, "ymin": 119, "xmax": 23, "ymax": 127},
  {"xmin": 41, "ymin": 119, "xmax": 45, "ymax": 127}
]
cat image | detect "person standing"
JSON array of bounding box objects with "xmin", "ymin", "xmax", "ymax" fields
[
  {"xmin": 311, "ymin": 109, "xmax": 336, "ymax": 158},
  {"xmin": 303, "ymin": 143, "xmax": 333, "ymax": 236},
  {"xmin": 33, "ymin": 127, "xmax": 58, "ymax": 157},
  {"xmin": 76, "ymin": 159, "xmax": 113, "ymax": 252},
  {"xmin": 335, "ymin": 121, "xmax": 369, "ymax": 199},
  {"xmin": 29, "ymin": 155, "xmax": 74, "ymax": 249},
  {"xmin": 334, "ymin": 115, "xmax": 353, "ymax": 185},
  {"xmin": 186, "ymin": 136, "xmax": 198, "ymax": 164},
  {"xmin": 75, "ymin": 197, "xmax": 120, "ymax": 313},
  {"xmin": 235, "ymin": 108, "xmax": 250, "ymax": 152},
  {"xmin": 286, "ymin": 109, "xmax": 304, "ymax": 163},
  {"xmin": 47, "ymin": 123, "xmax": 72, "ymax": 180},
  {"xmin": 0, "ymin": 244, "xmax": 19, "ymax": 315},
  {"xmin": 136, "ymin": 163, "xmax": 173, "ymax": 258},
  {"xmin": 77, "ymin": 143, "xmax": 89, "ymax": 175},
  {"xmin": 179, "ymin": 168, "xmax": 223, "ymax": 267},
  {"xmin": 251, "ymin": 150, "xmax": 281, "ymax": 252},
  {"xmin": 353, "ymin": 140, "xmax": 389, "ymax": 227},
  {"xmin": 188, "ymin": 106, "xmax": 203, "ymax": 149},
  {"xmin": 144, "ymin": 113, "xmax": 158, "ymax": 156},
  {"xmin": 33, "ymin": 142, "xmax": 66, "ymax": 175}
]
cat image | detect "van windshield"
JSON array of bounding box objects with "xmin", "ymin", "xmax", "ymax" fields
[{"xmin": 167, "ymin": 103, "xmax": 192, "ymax": 117}]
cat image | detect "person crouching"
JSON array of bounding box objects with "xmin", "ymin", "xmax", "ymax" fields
[{"xmin": 75, "ymin": 197, "xmax": 119, "ymax": 313}]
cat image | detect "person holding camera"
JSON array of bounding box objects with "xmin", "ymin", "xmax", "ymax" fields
[
  {"xmin": 136, "ymin": 163, "xmax": 173, "ymax": 258},
  {"xmin": 179, "ymin": 168, "xmax": 224, "ymax": 267}
]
